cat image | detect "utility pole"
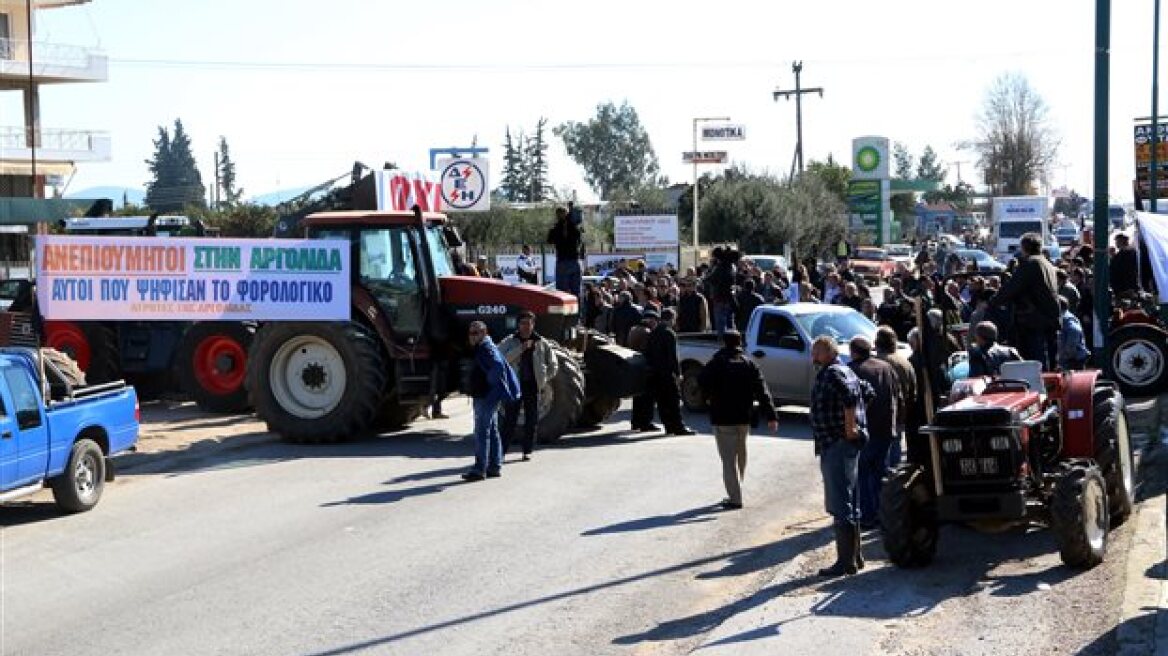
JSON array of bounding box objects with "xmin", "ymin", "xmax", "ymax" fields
[
  {"xmin": 773, "ymin": 61, "xmax": 823, "ymax": 176},
  {"xmin": 1151, "ymin": 0, "xmax": 1161, "ymax": 212},
  {"xmin": 691, "ymin": 116, "xmax": 730, "ymax": 269}
]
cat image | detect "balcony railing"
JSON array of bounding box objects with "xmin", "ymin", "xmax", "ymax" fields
[
  {"xmin": 0, "ymin": 127, "xmax": 111, "ymax": 162},
  {"xmin": 0, "ymin": 38, "xmax": 107, "ymax": 82}
]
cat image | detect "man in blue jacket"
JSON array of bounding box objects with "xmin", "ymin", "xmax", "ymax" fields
[{"xmin": 464, "ymin": 321, "xmax": 521, "ymax": 482}]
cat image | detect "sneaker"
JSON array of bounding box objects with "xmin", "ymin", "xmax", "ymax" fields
[
  {"xmin": 486, "ymin": 470, "xmax": 502, "ymax": 478},
  {"xmin": 461, "ymin": 471, "xmax": 485, "ymax": 482}
]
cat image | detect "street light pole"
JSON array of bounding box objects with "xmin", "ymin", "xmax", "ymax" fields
[
  {"xmin": 1151, "ymin": 0, "xmax": 1161, "ymax": 212},
  {"xmin": 1093, "ymin": 0, "xmax": 1112, "ymax": 372},
  {"xmin": 692, "ymin": 115, "xmax": 730, "ymax": 269}
]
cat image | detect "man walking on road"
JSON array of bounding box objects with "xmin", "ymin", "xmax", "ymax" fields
[
  {"xmin": 810, "ymin": 336, "xmax": 872, "ymax": 577},
  {"xmin": 698, "ymin": 330, "xmax": 778, "ymax": 510},
  {"xmin": 642, "ymin": 308, "xmax": 696, "ymax": 436},
  {"xmin": 498, "ymin": 311, "xmax": 558, "ymax": 460},
  {"xmin": 463, "ymin": 322, "xmax": 521, "ymax": 482},
  {"xmin": 547, "ymin": 206, "xmax": 584, "ymax": 297},
  {"xmin": 847, "ymin": 336, "xmax": 901, "ymax": 530}
]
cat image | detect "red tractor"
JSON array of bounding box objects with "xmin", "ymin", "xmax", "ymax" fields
[
  {"xmin": 245, "ymin": 208, "xmax": 642, "ymax": 443},
  {"xmin": 881, "ymin": 361, "xmax": 1136, "ymax": 569}
]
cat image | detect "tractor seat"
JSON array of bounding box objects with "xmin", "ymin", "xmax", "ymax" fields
[{"xmin": 999, "ymin": 361, "xmax": 1045, "ymax": 397}]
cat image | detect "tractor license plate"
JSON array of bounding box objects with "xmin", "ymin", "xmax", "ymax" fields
[
  {"xmin": 960, "ymin": 458, "xmax": 978, "ymax": 475},
  {"xmin": 960, "ymin": 457, "xmax": 1000, "ymax": 475}
]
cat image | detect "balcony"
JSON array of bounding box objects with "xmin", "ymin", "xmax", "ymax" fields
[
  {"xmin": 0, "ymin": 38, "xmax": 108, "ymax": 86},
  {"xmin": 0, "ymin": 126, "xmax": 111, "ymax": 165}
]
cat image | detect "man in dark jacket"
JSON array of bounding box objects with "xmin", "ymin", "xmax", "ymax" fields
[
  {"xmin": 547, "ymin": 206, "xmax": 584, "ymax": 297},
  {"xmin": 734, "ymin": 279, "xmax": 765, "ymax": 331},
  {"xmin": 642, "ymin": 308, "xmax": 696, "ymax": 436},
  {"xmin": 989, "ymin": 232, "xmax": 1061, "ymax": 370},
  {"xmin": 1109, "ymin": 233, "xmax": 1140, "ymax": 297},
  {"xmin": 848, "ymin": 336, "xmax": 901, "ymax": 529},
  {"xmin": 697, "ymin": 330, "xmax": 778, "ymax": 509},
  {"xmin": 675, "ymin": 278, "xmax": 710, "ymax": 333},
  {"xmin": 967, "ymin": 321, "xmax": 1022, "ymax": 377},
  {"xmin": 610, "ymin": 291, "xmax": 643, "ymax": 346},
  {"xmin": 875, "ymin": 326, "xmax": 914, "ymax": 468},
  {"xmin": 463, "ymin": 322, "xmax": 521, "ymax": 482},
  {"xmin": 702, "ymin": 248, "xmax": 737, "ymax": 333}
]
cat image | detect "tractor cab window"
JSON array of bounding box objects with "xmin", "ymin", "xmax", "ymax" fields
[
  {"xmin": 426, "ymin": 225, "xmax": 454, "ymax": 277},
  {"xmin": 359, "ymin": 228, "xmax": 422, "ymax": 336}
]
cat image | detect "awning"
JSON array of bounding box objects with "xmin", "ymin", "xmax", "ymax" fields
[
  {"xmin": 1136, "ymin": 211, "xmax": 1168, "ymax": 304},
  {"xmin": 0, "ymin": 197, "xmax": 107, "ymax": 224},
  {"xmin": 0, "ymin": 161, "xmax": 76, "ymax": 176}
]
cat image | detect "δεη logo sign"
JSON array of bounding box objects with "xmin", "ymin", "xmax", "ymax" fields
[{"xmin": 439, "ymin": 158, "xmax": 489, "ymax": 211}]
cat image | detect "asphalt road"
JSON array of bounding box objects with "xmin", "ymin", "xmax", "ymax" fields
[{"xmin": 0, "ymin": 399, "xmax": 1147, "ymax": 655}]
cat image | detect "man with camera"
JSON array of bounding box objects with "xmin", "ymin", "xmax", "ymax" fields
[{"xmin": 547, "ymin": 204, "xmax": 584, "ymax": 297}]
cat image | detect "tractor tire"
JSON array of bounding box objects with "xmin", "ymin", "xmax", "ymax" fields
[
  {"xmin": 680, "ymin": 361, "xmax": 707, "ymax": 412},
  {"xmin": 177, "ymin": 322, "xmax": 255, "ymax": 414},
  {"xmin": 579, "ymin": 394, "xmax": 621, "ymax": 427},
  {"xmin": 1109, "ymin": 324, "xmax": 1168, "ymax": 399},
  {"xmin": 1092, "ymin": 385, "xmax": 1135, "ymax": 527},
  {"xmin": 373, "ymin": 391, "xmax": 425, "ymax": 433},
  {"xmin": 49, "ymin": 438, "xmax": 105, "ymax": 513},
  {"xmin": 1051, "ymin": 462, "xmax": 1109, "ymax": 569},
  {"xmin": 41, "ymin": 347, "xmax": 87, "ymax": 387},
  {"xmin": 45, "ymin": 321, "xmax": 121, "ymax": 384},
  {"xmin": 247, "ymin": 322, "xmax": 388, "ymax": 444},
  {"xmin": 533, "ymin": 345, "xmax": 585, "ymax": 444},
  {"xmin": 880, "ymin": 464, "xmax": 939, "ymax": 568}
]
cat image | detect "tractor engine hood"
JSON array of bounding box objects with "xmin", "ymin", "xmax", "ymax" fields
[
  {"xmin": 439, "ymin": 276, "xmax": 578, "ymax": 317},
  {"xmin": 931, "ymin": 390, "xmax": 1043, "ymax": 427}
]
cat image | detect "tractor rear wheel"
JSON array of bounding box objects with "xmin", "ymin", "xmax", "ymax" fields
[
  {"xmin": 880, "ymin": 464, "xmax": 938, "ymax": 567},
  {"xmin": 1092, "ymin": 385, "xmax": 1135, "ymax": 527},
  {"xmin": 1109, "ymin": 324, "xmax": 1168, "ymax": 398},
  {"xmin": 177, "ymin": 322, "xmax": 254, "ymax": 413},
  {"xmin": 45, "ymin": 321, "xmax": 120, "ymax": 384},
  {"xmin": 1051, "ymin": 462, "xmax": 1109, "ymax": 569},
  {"xmin": 248, "ymin": 322, "xmax": 387, "ymax": 443},
  {"xmin": 532, "ymin": 345, "xmax": 585, "ymax": 444},
  {"xmin": 579, "ymin": 394, "xmax": 621, "ymax": 427}
]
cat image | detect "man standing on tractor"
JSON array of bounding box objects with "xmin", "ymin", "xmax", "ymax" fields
[
  {"xmin": 988, "ymin": 232, "xmax": 1061, "ymax": 370},
  {"xmin": 463, "ymin": 322, "xmax": 521, "ymax": 482},
  {"xmin": 810, "ymin": 336, "xmax": 872, "ymax": 577},
  {"xmin": 499, "ymin": 311, "xmax": 558, "ymax": 460},
  {"xmin": 1109, "ymin": 233, "xmax": 1140, "ymax": 297},
  {"xmin": 547, "ymin": 206, "xmax": 584, "ymax": 298}
]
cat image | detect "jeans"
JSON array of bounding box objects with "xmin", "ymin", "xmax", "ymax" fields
[
  {"xmin": 472, "ymin": 397, "xmax": 503, "ymax": 475},
  {"xmin": 819, "ymin": 438, "xmax": 861, "ymax": 526},
  {"xmin": 857, "ymin": 434, "xmax": 893, "ymax": 525},
  {"xmin": 714, "ymin": 425, "xmax": 750, "ymax": 504},
  {"xmin": 501, "ymin": 379, "xmax": 538, "ymax": 454},
  {"xmin": 555, "ymin": 260, "xmax": 582, "ymax": 298},
  {"xmin": 711, "ymin": 300, "xmax": 735, "ymax": 334}
]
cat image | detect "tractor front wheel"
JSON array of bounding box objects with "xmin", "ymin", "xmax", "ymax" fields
[
  {"xmin": 880, "ymin": 464, "xmax": 938, "ymax": 567},
  {"xmin": 248, "ymin": 322, "xmax": 387, "ymax": 443},
  {"xmin": 1092, "ymin": 385, "xmax": 1135, "ymax": 527},
  {"xmin": 1051, "ymin": 462, "xmax": 1109, "ymax": 569}
]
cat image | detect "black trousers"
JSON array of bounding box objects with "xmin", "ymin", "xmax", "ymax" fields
[
  {"xmin": 652, "ymin": 374, "xmax": 685, "ymax": 432},
  {"xmin": 501, "ymin": 378, "xmax": 538, "ymax": 454},
  {"xmin": 631, "ymin": 391, "xmax": 656, "ymax": 428}
]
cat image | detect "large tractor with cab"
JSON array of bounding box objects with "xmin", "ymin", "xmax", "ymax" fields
[
  {"xmin": 881, "ymin": 361, "xmax": 1135, "ymax": 570},
  {"xmin": 246, "ymin": 207, "xmax": 643, "ymax": 444}
]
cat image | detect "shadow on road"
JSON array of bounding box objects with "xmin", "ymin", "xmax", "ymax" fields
[
  {"xmin": 0, "ymin": 502, "xmax": 70, "ymax": 528},
  {"xmin": 581, "ymin": 505, "xmax": 724, "ymax": 536}
]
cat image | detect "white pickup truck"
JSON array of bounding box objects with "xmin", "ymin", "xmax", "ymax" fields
[{"xmin": 676, "ymin": 303, "xmax": 910, "ymax": 410}]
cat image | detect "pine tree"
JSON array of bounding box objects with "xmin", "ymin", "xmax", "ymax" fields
[
  {"xmin": 169, "ymin": 119, "xmax": 205, "ymax": 209},
  {"xmin": 144, "ymin": 126, "xmax": 173, "ymax": 210},
  {"xmin": 217, "ymin": 136, "xmax": 242, "ymax": 206},
  {"xmin": 144, "ymin": 119, "xmax": 206, "ymax": 212},
  {"xmin": 525, "ymin": 117, "xmax": 550, "ymax": 202},
  {"xmin": 501, "ymin": 127, "xmax": 524, "ymax": 202}
]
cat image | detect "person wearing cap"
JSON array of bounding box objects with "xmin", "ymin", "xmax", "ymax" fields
[
  {"xmin": 698, "ymin": 329, "xmax": 778, "ymax": 509},
  {"xmin": 641, "ymin": 307, "xmax": 695, "ymax": 436},
  {"xmin": 847, "ymin": 335, "xmax": 902, "ymax": 529}
]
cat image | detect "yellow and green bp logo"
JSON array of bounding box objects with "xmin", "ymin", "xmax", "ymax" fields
[{"xmin": 856, "ymin": 146, "xmax": 881, "ymax": 173}]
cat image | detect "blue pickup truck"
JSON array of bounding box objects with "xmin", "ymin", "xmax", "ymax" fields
[{"xmin": 0, "ymin": 348, "xmax": 139, "ymax": 512}]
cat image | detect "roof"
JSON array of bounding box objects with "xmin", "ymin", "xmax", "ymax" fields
[
  {"xmin": 919, "ymin": 203, "xmax": 957, "ymax": 213},
  {"xmin": 302, "ymin": 210, "xmax": 448, "ymax": 227}
]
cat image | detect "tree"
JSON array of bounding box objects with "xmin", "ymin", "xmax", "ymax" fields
[
  {"xmin": 144, "ymin": 119, "xmax": 206, "ymax": 212},
  {"xmin": 524, "ymin": 118, "xmax": 551, "ymax": 202},
  {"xmin": 500, "ymin": 127, "xmax": 525, "ymax": 202},
  {"xmin": 555, "ymin": 101, "xmax": 660, "ymax": 200},
  {"xmin": 893, "ymin": 142, "xmax": 915, "ymax": 180},
  {"xmin": 973, "ymin": 73, "xmax": 1060, "ymax": 195},
  {"xmin": 916, "ymin": 145, "xmax": 947, "ymax": 182},
  {"xmin": 805, "ymin": 155, "xmax": 851, "ymax": 204},
  {"xmin": 217, "ymin": 136, "xmax": 242, "ymax": 207},
  {"xmin": 212, "ymin": 203, "xmax": 278, "ymax": 237}
]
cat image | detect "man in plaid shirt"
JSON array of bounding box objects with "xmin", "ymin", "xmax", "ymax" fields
[{"xmin": 810, "ymin": 336, "xmax": 874, "ymax": 577}]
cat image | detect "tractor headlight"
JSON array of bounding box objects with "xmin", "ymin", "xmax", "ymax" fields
[
  {"xmin": 942, "ymin": 438, "xmax": 964, "ymax": 454},
  {"xmin": 989, "ymin": 436, "xmax": 1011, "ymax": 451}
]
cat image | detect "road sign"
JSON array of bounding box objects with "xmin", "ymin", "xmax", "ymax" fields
[
  {"xmin": 700, "ymin": 124, "xmax": 746, "ymax": 141},
  {"xmin": 437, "ymin": 157, "xmax": 490, "ymax": 212},
  {"xmin": 683, "ymin": 151, "xmax": 729, "ymax": 164}
]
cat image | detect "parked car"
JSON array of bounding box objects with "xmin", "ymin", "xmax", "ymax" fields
[
  {"xmin": 849, "ymin": 247, "xmax": 897, "ymax": 283},
  {"xmin": 676, "ymin": 303, "xmax": 910, "ymax": 410},
  {"xmin": 955, "ymin": 248, "xmax": 1007, "ymax": 274},
  {"xmin": 885, "ymin": 244, "xmax": 914, "ymax": 268},
  {"xmin": 0, "ymin": 348, "xmax": 139, "ymax": 513},
  {"xmin": 744, "ymin": 254, "xmax": 789, "ymax": 275},
  {"xmin": 1053, "ymin": 224, "xmax": 1081, "ymax": 246}
]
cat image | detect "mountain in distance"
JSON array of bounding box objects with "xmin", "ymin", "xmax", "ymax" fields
[
  {"xmin": 65, "ymin": 186, "xmax": 145, "ymax": 208},
  {"xmin": 246, "ymin": 186, "xmax": 315, "ymax": 206}
]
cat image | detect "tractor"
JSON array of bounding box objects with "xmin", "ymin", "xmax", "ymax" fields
[
  {"xmin": 246, "ymin": 208, "xmax": 643, "ymax": 444},
  {"xmin": 881, "ymin": 361, "xmax": 1136, "ymax": 569}
]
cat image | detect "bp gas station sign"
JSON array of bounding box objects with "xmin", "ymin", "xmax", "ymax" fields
[{"xmin": 848, "ymin": 136, "xmax": 892, "ymax": 244}]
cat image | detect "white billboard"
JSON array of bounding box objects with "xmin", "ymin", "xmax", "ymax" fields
[{"xmin": 614, "ymin": 214, "xmax": 680, "ymax": 250}]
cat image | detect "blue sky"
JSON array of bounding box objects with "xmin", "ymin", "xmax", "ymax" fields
[{"xmin": 11, "ymin": 0, "xmax": 1164, "ymax": 203}]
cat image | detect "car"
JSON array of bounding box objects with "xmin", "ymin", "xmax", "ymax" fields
[
  {"xmin": 954, "ymin": 248, "xmax": 1006, "ymax": 274},
  {"xmin": 676, "ymin": 303, "xmax": 910, "ymax": 409},
  {"xmin": 743, "ymin": 254, "xmax": 789, "ymax": 275},
  {"xmin": 885, "ymin": 244, "xmax": 914, "ymax": 267},
  {"xmin": 1053, "ymin": 224, "xmax": 1081, "ymax": 246},
  {"xmin": 1109, "ymin": 205, "xmax": 1130, "ymax": 229},
  {"xmin": 850, "ymin": 247, "xmax": 897, "ymax": 283}
]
